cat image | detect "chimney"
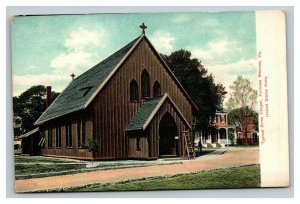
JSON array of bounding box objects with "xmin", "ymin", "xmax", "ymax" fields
[{"xmin": 45, "ymin": 86, "xmax": 51, "ymax": 109}]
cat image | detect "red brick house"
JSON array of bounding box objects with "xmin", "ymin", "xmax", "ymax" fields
[{"xmin": 237, "ymin": 116, "xmax": 259, "ymax": 145}]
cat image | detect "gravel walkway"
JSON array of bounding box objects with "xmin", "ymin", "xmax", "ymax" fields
[{"xmin": 15, "ymin": 146, "xmax": 259, "ymax": 193}]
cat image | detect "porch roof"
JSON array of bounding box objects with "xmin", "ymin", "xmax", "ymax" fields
[
  {"xmin": 19, "ymin": 127, "xmax": 39, "ymax": 139},
  {"xmin": 125, "ymin": 93, "xmax": 191, "ymax": 132}
]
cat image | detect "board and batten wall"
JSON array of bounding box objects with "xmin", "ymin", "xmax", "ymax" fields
[
  {"xmin": 40, "ymin": 108, "xmax": 94, "ymax": 160},
  {"xmin": 92, "ymin": 38, "xmax": 193, "ymax": 159},
  {"xmin": 146, "ymin": 99, "xmax": 191, "ymax": 158}
]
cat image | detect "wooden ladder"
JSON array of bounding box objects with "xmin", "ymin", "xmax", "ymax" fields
[{"xmin": 183, "ymin": 130, "xmax": 195, "ymax": 160}]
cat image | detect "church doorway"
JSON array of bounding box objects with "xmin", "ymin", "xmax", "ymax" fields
[{"xmin": 159, "ymin": 112, "xmax": 177, "ymax": 156}]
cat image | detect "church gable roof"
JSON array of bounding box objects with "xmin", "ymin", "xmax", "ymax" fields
[
  {"xmin": 35, "ymin": 36, "xmax": 141, "ymax": 125},
  {"xmin": 35, "ymin": 33, "xmax": 198, "ymax": 125},
  {"xmin": 125, "ymin": 93, "xmax": 191, "ymax": 132}
]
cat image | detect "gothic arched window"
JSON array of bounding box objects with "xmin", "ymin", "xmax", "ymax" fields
[
  {"xmin": 141, "ymin": 70, "xmax": 150, "ymax": 98},
  {"xmin": 130, "ymin": 80, "xmax": 138, "ymax": 102},
  {"xmin": 153, "ymin": 81, "xmax": 161, "ymax": 97}
]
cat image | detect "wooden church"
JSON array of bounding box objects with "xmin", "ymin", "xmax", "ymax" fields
[{"xmin": 35, "ymin": 24, "xmax": 197, "ymax": 160}]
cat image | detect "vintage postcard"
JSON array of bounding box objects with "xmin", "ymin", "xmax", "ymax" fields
[{"xmin": 11, "ymin": 10, "xmax": 289, "ymax": 192}]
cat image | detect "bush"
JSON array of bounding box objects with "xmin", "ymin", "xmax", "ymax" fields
[{"xmin": 82, "ymin": 138, "xmax": 99, "ymax": 155}]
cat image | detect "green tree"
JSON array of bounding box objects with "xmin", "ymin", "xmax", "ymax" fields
[
  {"xmin": 226, "ymin": 76, "xmax": 258, "ymax": 144},
  {"xmin": 226, "ymin": 76, "xmax": 257, "ymax": 111},
  {"xmin": 228, "ymin": 107, "xmax": 258, "ymax": 132},
  {"xmin": 13, "ymin": 85, "xmax": 60, "ymax": 135},
  {"xmin": 161, "ymin": 49, "xmax": 227, "ymax": 133}
]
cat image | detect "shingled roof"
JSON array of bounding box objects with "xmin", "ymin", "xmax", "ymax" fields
[
  {"xmin": 35, "ymin": 36, "xmax": 141, "ymax": 125},
  {"xmin": 125, "ymin": 93, "xmax": 191, "ymax": 131},
  {"xmin": 35, "ymin": 34, "xmax": 198, "ymax": 125}
]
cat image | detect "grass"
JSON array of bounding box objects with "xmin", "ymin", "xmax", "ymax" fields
[
  {"xmin": 14, "ymin": 156, "xmax": 179, "ymax": 177},
  {"xmin": 15, "ymin": 156, "xmax": 79, "ymax": 164},
  {"xmin": 15, "ymin": 163, "xmax": 86, "ymax": 175},
  {"xmin": 65, "ymin": 165, "xmax": 260, "ymax": 192}
]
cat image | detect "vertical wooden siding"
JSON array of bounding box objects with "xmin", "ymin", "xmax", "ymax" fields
[
  {"xmin": 147, "ymin": 100, "xmax": 191, "ymax": 158},
  {"xmin": 41, "ymin": 109, "xmax": 94, "ymax": 160},
  {"xmin": 92, "ymin": 38, "xmax": 193, "ymax": 159}
]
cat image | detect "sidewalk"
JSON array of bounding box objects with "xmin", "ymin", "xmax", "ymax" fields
[{"xmin": 15, "ymin": 146, "xmax": 259, "ymax": 193}]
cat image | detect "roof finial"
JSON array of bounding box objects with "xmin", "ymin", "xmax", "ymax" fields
[
  {"xmin": 139, "ymin": 23, "xmax": 147, "ymax": 35},
  {"xmin": 70, "ymin": 73, "xmax": 75, "ymax": 80}
]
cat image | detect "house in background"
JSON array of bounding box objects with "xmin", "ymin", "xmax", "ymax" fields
[
  {"xmin": 195, "ymin": 110, "xmax": 237, "ymax": 148},
  {"xmin": 195, "ymin": 111, "xmax": 259, "ymax": 148},
  {"xmin": 34, "ymin": 24, "xmax": 197, "ymax": 160},
  {"xmin": 237, "ymin": 116, "xmax": 259, "ymax": 145},
  {"xmin": 13, "ymin": 117, "xmax": 22, "ymax": 154}
]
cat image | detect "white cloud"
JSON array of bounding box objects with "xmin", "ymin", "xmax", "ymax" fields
[
  {"xmin": 190, "ymin": 38, "xmax": 242, "ymax": 64},
  {"xmin": 14, "ymin": 27, "xmax": 106, "ymax": 96},
  {"xmin": 191, "ymin": 48, "xmax": 213, "ymax": 61},
  {"xmin": 150, "ymin": 30, "xmax": 175, "ymax": 54},
  {"xmin": 65, "ymin": 27, "xmax": 104, "ymax": 51},
  {"xmin": 12, "ymin": 74, "xmax": 69, "ymax": 96},
  {"xmin": 50, "ymin": 51, "xmax": 96, "ymax": 75},
  {"xmin": 208, "ymin": 39, "xmax": 232, "ymax": 56},
  {"xmin": 50, "ymin": 27, "xmax": 105, "ymax": 76},
  {"xmin": 206, "ymin": 58, "xmax": 258, "ymax": 106}
]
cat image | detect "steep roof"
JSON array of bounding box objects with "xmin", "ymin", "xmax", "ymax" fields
[
  {"xmin": 125, "ymin": 93, "xmax": 191, "ymax": 132},
  {"xmin": 35, "ymin": 34, "xmax": 198, "ymax": 125},
  {"xmin": 35, "ymin": 36, "xmax": 141, "ymax": 125}
]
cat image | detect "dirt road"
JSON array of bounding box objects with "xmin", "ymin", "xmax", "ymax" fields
[{"xmin": 15, "ymin": 146, "xmax": 259, "ymax": 192}]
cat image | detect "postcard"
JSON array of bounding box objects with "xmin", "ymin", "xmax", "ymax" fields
[{"xmin": 11, "ymin": 10, "xmax": 289, "ymax": 192}]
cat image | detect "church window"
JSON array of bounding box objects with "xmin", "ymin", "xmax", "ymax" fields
[
  {"xmin": 48, "ymin": 128, "xmax": 53, "ymax": 148},
  {"xmin": 141, "ymin": 70, "xmax": 150, "ymax": 98},
  {"xmin": 130, "ymin": 80, "xmax": 138, "ymax": 102},
  {"xmin": 56, "ymin": 125, "xmax": 61, "ymax": 147},
  {"xmin": 66, "ymin": 122, "xmax": 72, "ymax": 148},
  {"xmin": 153, "ymin": 81, "xmax": 161, "ymax": 97}
]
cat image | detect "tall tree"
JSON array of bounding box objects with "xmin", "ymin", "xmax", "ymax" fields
[
  {"xmin": 226, "ymin": 76, "xmax": 258, "ymax": 144},
  {"xmin": 161, "ymin": 49, "xmax": 227, "ymax": 132},
  {"xmin": 13, "ymin": 85, "xmax": 60, "ymax": 135},
  {"xmin": 226, "ymin": 75, "xmax": 257, "ymax": 110}
]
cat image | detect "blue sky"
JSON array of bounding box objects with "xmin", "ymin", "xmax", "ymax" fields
[{"xmin": 11, "ymin": 12, "xmax": 257, "ymax": 105}]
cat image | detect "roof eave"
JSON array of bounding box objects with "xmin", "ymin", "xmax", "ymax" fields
[
  {"xmin": 19, "ymin": 127, "xmax": 39, "ymax": 139},
  {"xmin": 34, "ymin": 81, "xmax": 73, "ymax": 126},
  {"xmin": 127, "ymin": 93, "xmax": 192, "ymax": 132},
  {"xmin": 142, "ymin": 93, "xmax": 168, "ymax": 130},
  {"xmin": 143, "ymin": 36, "xmax": 199, "ymax": 111},
  {"xmin": 124, "ymin": 128, "xmax": 143, "ymax": 132},
  {"xmin": 83, "ymin": 34, "xmax": 145, "ymax": 109},
  {"xmin": 35, "ymin": 105, "xmax": 85, "ymax": 125}
]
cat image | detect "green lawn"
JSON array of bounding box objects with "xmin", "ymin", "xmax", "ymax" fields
[
  {"xmin": 15, "ymin": 163, "xmax": 87, "ymax": 175},
  {"xmin": 15, "ymin": 156, "xmax": 80, "ymax": 164},
  {"xmin": 65, "ymin": 165, "xmax": 260, "ymax": 192},
  {"xmin": 15, "ymin": 156, "xmax": 178, "ymax": 177}
]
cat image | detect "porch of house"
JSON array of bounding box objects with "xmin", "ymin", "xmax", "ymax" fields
[{"xmin": 195, "ymin": 125, "xmax": 238, "ymax": 148}]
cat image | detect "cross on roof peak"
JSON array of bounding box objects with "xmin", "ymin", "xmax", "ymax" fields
[
  {"xmin": 70, "ymin": 73, "xmax": 75, "ymax": 80},
  {"xmin": 139, "ymin": 23, "xmax": 147, "ymax": 35}
]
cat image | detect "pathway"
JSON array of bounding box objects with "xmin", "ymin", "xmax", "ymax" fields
[{"xmin": 15, "ymin": 146, "xmax": 259, "ymax": 192}]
